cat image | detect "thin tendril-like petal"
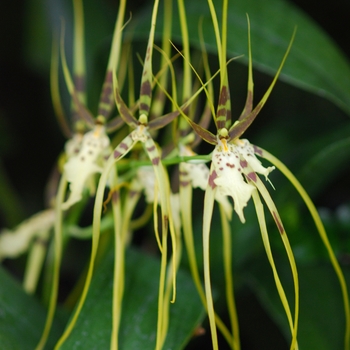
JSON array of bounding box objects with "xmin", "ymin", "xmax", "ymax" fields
[
  {"xmin": 130, "ymin": 133, "xmax": 177, "ymax": 348},
  {"xmin": 111, "ymin": 176, "xmax": 142, "ymax": 349},
  {"xmin": 143, "ymin": 136, "xmax": 177, "ymax": 303},
  {"xmin": 229, "ymin": 27, "xmax": 296, "ymax": 141},
  {"xmin": 159, "ymin": 194, "xmax": 182, "ymax": 347},
  {"xmin": 149, "ymin": 45, "xmax": 178, "ymax": 128},
  {"xmin": 155, "ymin": 221, "xmax": 168, "ymax": 350},
  {"xmin": 177, "ymin": 0, "xmax": 191, "ymax": 103},
  {"xmin": 203, "ymin": 179, "xmax": 219, "ymax": 350},
  {"xmin": 150, "ymin": 0, "xmax": 172, "ymax": 120},
  {"xmin": 129, "ymin": 204, "xmax": 153, "ymax": 231},
  {"xmin": 127, "ymin": 45, "xmax": 136, "ymax": 108},
  {"xmin": 250, "ymin": 187, "xmax": 299, "ymax": 350},
  {"xmin": 50, "ymin": 34, "xmax": 72, "ymax": 138},
  {"xmin": 54, "ymin": 137, "xmax": 136, "ymax": 349},
  {"xmin": 153, "ymin": 64, "xmax": 217, "ymax": 144},
  {"xmin": 259, "ymin": 147, "xmax": 350, "ymax": 350},
  {"xmin": 36, "ymin": 175, "xmax": 67, "ymax": 350},
  {"xmin": 149, "ymin": 162, "xmax": 180, "ymax": 349},
  {"xmin": 238, "ymin": 15, "xmax": 254, "ymax": 121},
  {"xmin": 110, "ymin": 172, "xmax": 123, "ymax": 350},
  {"xmin": 72, "ymin": 0, "xmax": 86, "ymax": 105},
  {"xmin": 179, "ymin": 169, "xmax": 234, "ymax": 346},
  {"xmin": 196, "ymin": 22, "xmax": 216, "ymax": 138},
  {"xmin": 206, "ymin": 0, "xmax": 222, "ymax": 74},
  {"xmin": 105, "ymin": 0, "xmax": 126, "ymax": 75},
  {"xmin": 153, "ymin": 180, "xmax": 163, "ymax": 254},
  {"xmin": 60, "ymin": 21, "xmax": 95, "ymax": 127},
  {"xmin": 139, "ymin": 0, "xmax": 159, "ymax": 117},
  {"xmin": 122, "ymin": 179, "xmax": 142, "ymax": 245},
  {"xmin": 219, "ymin": 204, "xmax": 240, "ymax": 350},
  {"xmin": 98, "ymin": 0, "xmax": 126, "ymax": 119},
  {"xmin": 23, "ymin": 227, "xmax": 50, "ymax": 294},
  {"xmin": 168, "ymin": 41, "xmax": 220, "ymax": 119}
]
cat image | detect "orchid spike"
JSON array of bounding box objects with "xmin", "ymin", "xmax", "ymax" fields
[
  {"xmin": 175, "ymin": 0, "xmax": 298, "ymax": 348},
  {"xmin": 56, "ymin": 1, "xmax": 179, "ymax": 349},
  {"xmin": 49, "ymin": 1, "xmax": 127, "ymax": 350}
]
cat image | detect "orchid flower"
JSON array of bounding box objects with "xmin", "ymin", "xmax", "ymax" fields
[
  {"xmin": 54, "ymin": 1, "xmax": 181, "ymax": 349},
  {"xmin": 35, "ymin": 1, "xmax": 127, "ymax": 349},
  {"xmin": 171, "ymin": 0, "xmax": 297, "ymax": 348},
  {"xmin": 0, "ymin": 209, "xmax": 55, "ymax": 295},
  {"xmin": 169, "ymin": 0, "xmax": 350, "ymax": 349},
  {"xmin": 156, "ymin": 0, "xmax": 239, "ymax": 346}
]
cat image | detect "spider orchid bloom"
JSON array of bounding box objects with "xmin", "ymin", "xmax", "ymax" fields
[
  {"xmin": 176, "ymin": 0, "xmax": 301, "ymax": 348},
  {"xmin": 177, "ymin": 0, "xmax": 350, "ymax": 349},
  {"xmin": 55, "ymin": 1, "xmax": 180, "ymax": 349},
  {"xmin": 61, "ymin": 118, "xmax": 111, "ymax": 210},
  {"xmin": 210, "ymin": 137, "xmax": 274, "ymax": 223},
  {"xmin": 36, "ymin": 1, "xmax": 128, "ymax": 350},
  {"xmin": 0, "ymin": 209, "xmax": 55, "ymax": 298},
  {"xmin": 59, "ymin": 8, "xmax": 126, "ymax": 211},
  {"xmin": 162, "ymin": 1, "xmax": 238, "ymax": 345},
  {"xmin": 0, "ymin": 208, "xmax": 53, "ymax": 254},
  {"xmin": 180, "ymin": 145, "xmax": 232, "ymax": 217}
]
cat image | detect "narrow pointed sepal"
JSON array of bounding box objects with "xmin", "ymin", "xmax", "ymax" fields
[
  {"xmin": 238, "ymin": 15, "xmax": 254, "ymax": 121},
  {"xmin": 98, "ymin": 71, "xmax": 115, "ymax": 119},
  {"xmin": 216, "ymin": 84, "xmax": 232, "ymax": 131},
  {"xmin": 114, "ymin": 86, "xmax": 138, "ymax": 128},
  {"xmin": 105, "ymin": 116, "xmax": 124, "ymax": 133},
  {"xmin": 229, "ymin": 27, "xmax": 296, "ymax": 141},
  {"xmin": 148, "ymin": 110, "xmax": 180, "ymax": 130},
  {"xmin": 138, "ymin": 0, "xmax": 160, "ymax": 117},
  {"xmin": 185, "ymin": 118, "xmax": 217, "ymax": 145},
  {"xmin": 228, "ymin": 104, "xmax": 262, "ymax": 141}
]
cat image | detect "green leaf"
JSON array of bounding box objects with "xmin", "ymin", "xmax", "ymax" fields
[
  {"xmin": 297, "ymin": 136, "xmax": 350, "ymax": 197},
  {"xmin": 61, "ymin": 248, "xmax": 205, "ymax": 349},
  {"xmin": 0, "ymin": 266, "xmax": 66, "ymax": 350},
  {"xmin": 133, "ymin": 0, "xmax": 350, "ymax": 116}
]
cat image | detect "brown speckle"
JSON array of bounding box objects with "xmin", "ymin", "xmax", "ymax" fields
[
  {"xmin": 208, "ymin": 170, "xmax": 217, "ymax": 189},
  {"xmin": 273, "ymin": 211, "xmax": 284, "ymax": 234},
  {"xmin": 253, "ymin": 145, "xmax": 263, "ymax": 156},
  {"xmin": 147, "ymin": 145, "xmax": 156, "ymax": 152},
  {"xmin": 152, "ymin": 157, "xmax": 160, "ymax": 165},
  {"xmin": 114, "ymin": 150, "xmax": 122, "ymax": 159},
  {"xmin": 240, "ymin": 160, "xmax": 248, "ymax": 168},
  {"xmin": 247, "ymin": 172, "xmax": 257, "ymax": 182},
  {"xmin": 140, "ymin": 81, "xmax": 151, "ymax": 97},
  {"xmin": 112, "ymin": 191, "xmax": 119, "ymax": 203}
]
